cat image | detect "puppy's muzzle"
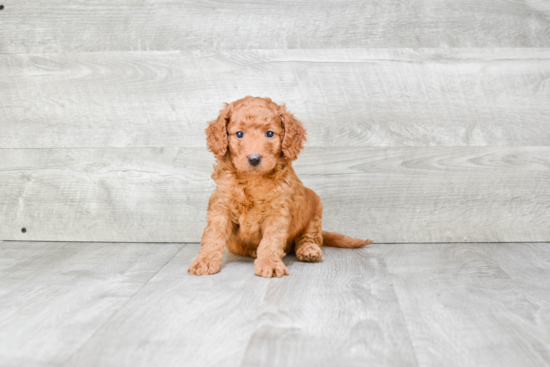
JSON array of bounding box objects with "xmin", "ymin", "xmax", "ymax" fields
[{"xmin": 248, "ymin": 154, "xmax": 262, "ymax": 166}]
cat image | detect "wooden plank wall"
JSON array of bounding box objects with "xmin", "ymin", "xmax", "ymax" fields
[{"xmin": 1, "ymin": 1, "xmax": 549, "ymax": 242}]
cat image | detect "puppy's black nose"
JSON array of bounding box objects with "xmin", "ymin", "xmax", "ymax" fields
[{"xmin": 248, "ymin": 154, "xmax": 261, "ymax": 166}]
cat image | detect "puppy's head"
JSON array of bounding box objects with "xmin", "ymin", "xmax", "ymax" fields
[{"xmin": 206, "ymin": 96, "xmax": 306, "ymax": 174}]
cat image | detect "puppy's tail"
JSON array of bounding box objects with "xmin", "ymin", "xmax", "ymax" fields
[{"xmin": 322, "ymin": 231, "xmax": 373, "ymax": 248}]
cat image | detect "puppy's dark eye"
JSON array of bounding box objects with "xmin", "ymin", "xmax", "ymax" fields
[
  {"xmin": 236, "ymin": 131, "xmax": 244, "ymax": 139},
  {"xmin": 266, "ymin": 131, "xmax": 274, "ymax": 138}
]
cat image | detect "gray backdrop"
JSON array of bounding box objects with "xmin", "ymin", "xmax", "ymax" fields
[{"xmin": 1, "ymin": 1, "xmax": 549, "ymax": 242}]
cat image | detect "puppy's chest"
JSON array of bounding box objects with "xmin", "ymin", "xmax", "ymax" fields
[
  {"xmin": 231, "ymin": 196, "xmax": 273, "ymax": 238},
  {"xmin": 217, "ymin": 172, "xmax": 292, "ymax": 241}
]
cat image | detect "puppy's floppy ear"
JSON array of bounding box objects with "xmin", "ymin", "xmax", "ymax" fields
[
  {"xmin": 206, "ymin": 102, "xmax": 233, "ymax": 158},
  {"xmin": 279, "ymin": 104, "xmax": 306, "ymax": 161}
]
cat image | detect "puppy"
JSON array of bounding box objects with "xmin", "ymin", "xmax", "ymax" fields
[{"xmin": 188, "ymin": 96, "xmax": 373, "ymax": 278}]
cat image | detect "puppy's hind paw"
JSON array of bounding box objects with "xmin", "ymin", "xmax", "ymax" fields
[{"xmin": 296, "ymin": 243, "xmax": 323, "ymax": 262}]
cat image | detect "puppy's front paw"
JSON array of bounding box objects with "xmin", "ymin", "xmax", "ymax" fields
[
  {"xmin": 296, "ymin": 243, "xmax": 323, "ymax": 262},
  {"xmin": 188, "ymin": 255, "xmax": 222, "ymax": 276},
  {"xmin": 254, "ymin": 258, "xmax": 289, "ymax": 278}
]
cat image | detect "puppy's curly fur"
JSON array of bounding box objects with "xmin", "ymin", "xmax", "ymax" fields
[{"xmin": 188, "ymin": 96, "xmax": 373, "ymax": 278}]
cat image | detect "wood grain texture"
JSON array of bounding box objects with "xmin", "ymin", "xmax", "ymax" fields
[
  {"xmin": 382, "ymin": 243, "xmax": 550, "ymax": 367},
  {"xmin": 63, "ymin": 245, "xmax": 415, "ymax": 367},
  {"xmin": 0, "ymin": 241, "xmax": 183, "ymax": 366},
  {"xmin": 0, "ymin": 148, "xmax": 215, "ymax": 243},
  {"xmin": 1, "ymin": 147, "xmax": 548, "ymax": 243},
  {"xmin": 2, "ymin": 49, "xmax": 550, "ymax": 148},
  {"xmin": 2, "ymin": 242, "xmax": 549, "ymax": 366},
  {"xmin": 62, "ymin": 244, "xmax": 272, "ymax": 367},
  {"xmin": 484, "ymin": 243, "xmax": 550, "ymax": 320},
  {"xmin": 1, "ymin": 0, "xmax": 549, "ymax": 53},
  {"xmin": 240, "ymin": 247, "xmax": 416, "ymax": 367}
]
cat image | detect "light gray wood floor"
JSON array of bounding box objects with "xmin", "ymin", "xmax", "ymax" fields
[{"xmin": 1, "ymin": 241, "xmax": 549, "ymax": 366}]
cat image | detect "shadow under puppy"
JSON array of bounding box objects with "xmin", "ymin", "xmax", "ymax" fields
[{"xmin": 189, "ymin": 96, "xmax": 373, "ymax": 278}]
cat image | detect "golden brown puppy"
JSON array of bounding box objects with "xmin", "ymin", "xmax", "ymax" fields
[{"xmin": 188, "ymin": 96, "xmax": 373, "ymax": 278}]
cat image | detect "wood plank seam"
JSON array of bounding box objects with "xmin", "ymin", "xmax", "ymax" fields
[{"xmin": 56, "ymin": 243, "xmax": 187, "ymax": 366}]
